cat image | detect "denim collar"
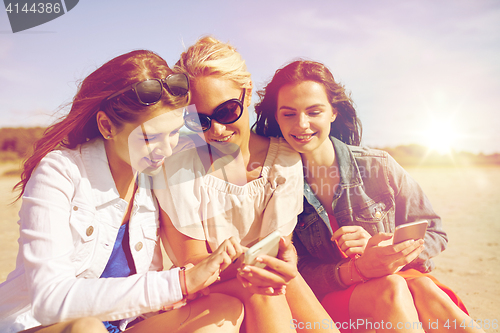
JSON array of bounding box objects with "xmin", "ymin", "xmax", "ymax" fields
[
  {"xmin": 330, "ymin": 136, "xmax": 363, "ymax": 190},
  {"xmin": 304, "ymin": 136, "xmax": 363, "ymax": 196},
  {"xmin": 303, "ymin": 136, "xmax": 363, "ymax": 233}
]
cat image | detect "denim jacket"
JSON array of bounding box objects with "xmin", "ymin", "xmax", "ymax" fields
[{"xmin": 293, "ymin": 137, "xmax": 447, "ymax": 298}]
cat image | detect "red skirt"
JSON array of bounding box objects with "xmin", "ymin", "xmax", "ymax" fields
[{"xmin": 321, "ymin": 269, "xmax": 468, "ymax": 333}]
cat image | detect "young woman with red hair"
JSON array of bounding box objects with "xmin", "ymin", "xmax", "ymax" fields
[{"xmin": 0, "ymin": 50, "xmax": 244, "ymax": 333}]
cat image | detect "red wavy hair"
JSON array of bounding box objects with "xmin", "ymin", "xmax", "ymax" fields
[{"xmin": 14, "ymin": 50, "xmax": 188, "ymax": 200}]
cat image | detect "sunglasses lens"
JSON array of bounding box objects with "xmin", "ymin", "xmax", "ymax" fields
[
  {"xmin": 184, "ymin": 92, "xmax": 243, "ymax": 133},
  {"xmin": 215, "ymin": 101, "xmax": 242, "ymax": 124},
  {"xmin": 136, "ymin": 80, "xmax": 162, "ymax": 105},
  {"xmin": 184, "ymin": 114, "xmax": 211, "ymax": 132},
  {"xmin": 166, "ymin": 74, "xmax": 189, "ymax": 96}
]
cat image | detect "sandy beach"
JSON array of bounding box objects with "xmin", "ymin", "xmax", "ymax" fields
[
  {"xmin": 406, "ymin": 166, "xmax": 500, "ymax": 330},
  {"xmin": 1, "ymin": 162, "xmax": 499, "ymax": 331}
]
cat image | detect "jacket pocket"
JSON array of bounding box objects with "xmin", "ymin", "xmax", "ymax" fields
[
  {"xmin": 141, "ymin": 221, "xmax": 159, "ymax": 259},
  {"xmin": 352, "ymin": 196, "xmax": 395, "ymax": 235},
  {"xmin": 68, "ymin": 203, "xmax": 97, "ymax": 264},
  {"xmin": 296, "ymin": 204, "xmax": 321, "ymax": 231},
  {"xmin": 295, "ymin": 205, "xmax": 336, "ymax": 261}
]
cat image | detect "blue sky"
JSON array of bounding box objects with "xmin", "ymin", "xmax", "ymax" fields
[{"xmin": 1, "ymin": 0, "xmax": 499, "ymax": 153}]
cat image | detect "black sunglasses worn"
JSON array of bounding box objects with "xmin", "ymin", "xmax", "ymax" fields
[
  {"xmin": 103, "ymin": 73, "xmax": 189, "ymax": 106},
  {"xmin": 184, "ymin": 89, "xmax": 246, "ymax": 132}
]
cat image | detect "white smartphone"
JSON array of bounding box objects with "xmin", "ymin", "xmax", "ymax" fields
[
  {"xmin": 393, "ymin": 220, "xmax": 428, "ymax": 244},
  {"xmin": 244, "ymin": 231, "xmax": 281, "ymax": 268}
]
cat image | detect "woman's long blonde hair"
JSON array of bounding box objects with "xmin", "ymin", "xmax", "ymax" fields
[{"xmin": 175, "ymin": 36, "xmax": 252, "ymax": 92}]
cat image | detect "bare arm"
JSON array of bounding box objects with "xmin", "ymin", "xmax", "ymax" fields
[
  {"xmin": 159, "ymin": 207, "xmax": 209, "ymax": 266},
  {"xmin": 159, "ymin": 208, "xmax": 245, "ymax": 283}
]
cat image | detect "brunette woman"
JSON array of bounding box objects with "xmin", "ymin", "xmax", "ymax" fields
[{"xmin": 254, "ymin": 60, "xmax": 484, "ymax": 333}]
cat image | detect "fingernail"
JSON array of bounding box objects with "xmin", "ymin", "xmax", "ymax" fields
[
  {"xmin": 255, "ymin": 257, "xmax": 263, "ymax": 262},
  {"xmin": 242, "ymin": 266, "xmax": 251, "ymax": 272}
]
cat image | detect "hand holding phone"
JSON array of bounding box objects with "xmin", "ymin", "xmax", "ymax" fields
[
  {"xmin": 244, "ymin": 231, "xmax": 281, "ymax": 268},
  {"xmin": 393, "ymin": 220, "xmax": 428, "ymax": 244}
]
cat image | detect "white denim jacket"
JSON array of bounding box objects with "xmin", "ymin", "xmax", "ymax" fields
[{"xmin": 0, "ymin": 138, "xmax": 183, "ymax": 333}]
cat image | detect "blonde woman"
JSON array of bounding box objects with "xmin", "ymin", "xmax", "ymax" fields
[{"xmin": 154, "ymin": 37, "xmax": 338, "ymax": 333}]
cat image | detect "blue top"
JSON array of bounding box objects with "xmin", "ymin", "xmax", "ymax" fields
[
  {"xmin": 101, "ymin": 222, "xmax": 136, "ymax": 278},
  {"xmin": 101, "ymin": 222, "xmax": 136, "ymax": 332}
]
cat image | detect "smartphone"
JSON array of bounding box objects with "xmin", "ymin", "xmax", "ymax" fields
[
  {"xmin": 393, "ymin": 220, "xmax": 428, "ymax": 244},
  {"xmin": 244, "ymin": 231, "xmax": 281, "ymax": 268}
]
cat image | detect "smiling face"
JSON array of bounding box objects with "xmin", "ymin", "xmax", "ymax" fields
[
  {"xmin": 189, "ymin": 76, "xmax": 250, "ymax": 148},
  {"xmin": 276, "ymin": 80, "xmax": 337, "ymax": 156},
  {"xmin": 107, "ymin": 106, "xmax": 184, "ymax": 176}
]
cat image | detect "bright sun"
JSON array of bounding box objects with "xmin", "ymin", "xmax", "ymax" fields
[{"xmin": 422, "ymin": 120, "xmax": 459, "ymax": 154}]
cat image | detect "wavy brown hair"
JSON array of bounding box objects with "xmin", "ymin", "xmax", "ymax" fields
[
  {"xmin": 14, "ymin": 50, "xmax": 188, "ymax": 200},
  {"xmin": 253, "ymin": 60, "xmax": 362, "ymax": 146}
]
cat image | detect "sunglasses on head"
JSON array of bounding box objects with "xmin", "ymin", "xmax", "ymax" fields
[
  {"xmin": 103, "ymin": 73, "xmax": 189, "ymax": 106},
  {"xmin": 184, "ymin": 89, "xmax": 246, "ymax": 132}
]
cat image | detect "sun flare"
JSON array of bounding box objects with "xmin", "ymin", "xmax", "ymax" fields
[{"xmin": 422, "ymin": 119, "xmax": 459, "ymax": 155}]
